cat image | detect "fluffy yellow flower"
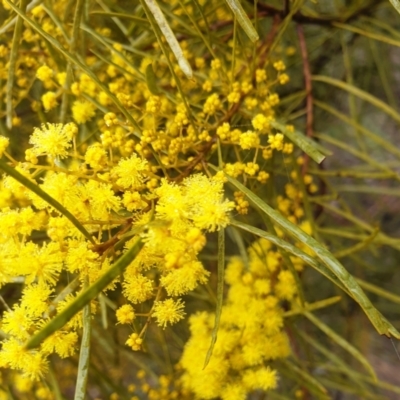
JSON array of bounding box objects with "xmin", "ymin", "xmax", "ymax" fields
[
  {"xmin": 0, "ymin": 136, "xmax": 9, "ymax": 157},
  {"xmin": 20, "ymin": 283, "xmax": 52, "ymax": 318},
  {"xmin": 126, "ymin": 333, "xmax": 143, "ymax": 351},
  {"xmin": 1, "ymin": 305, "xmax": 32, "ymax": 340},
  {"xmin": 0, "ymin": 338, "xmax": 48, "ymax": 380},
  {"xmin": 152, "ymin": 298, "xmax": 186, "ymax": 329},
  {"xmin": 112, "ymin": 154, "xmax": 148, "ymax": 190},
  {"xmin": 36, "ymin": 65, "xmax": 53, "ymax": 81},
  {"xmin": 29, "ymin": 123, "xmax": 76, "ymax": 159},
  {"xmin": 156, "ymin": 175, "xmax": 234, "ymax": 233},
  {"xmin": 84, "ymin": 144, "xmax": 108, "ymax": 169},
  {"xmin": 239, "ymin": 131, "xmax": 260, "ymax": 150},
  {"xmin": 252, "ymin": 114, "xmax": 272, "ymax": 132},
  {"xmin": 160, "ymin": 260, "xmax": 210, "ymax": 296},
  {"xmin": 242, "ymin": 367, "xmax": 278, "ymax": 391},
  {"xmin": 123, "ymin": 274, "xmax": 154, "ymax": 304},
  {"xmin": 72, "ymin": 100, "xmax": 96, "ymax": 124},
  {"xmin": 116, "ymin": 304, "xmax": 136, "ymax": 324},
  {"xmin": 203, "ymin": 93, "xmax": 221, "ymax": 115},
  {"xmin": 41, "ymin": 330, "xmax": 78, "ymax": 358},
  {"xmin": 268, "ymin": 133, "xmax": 284, "ymax": 150},
  {"xmin": 186, "ymin": 174, "xmax": 235, "ymax": 232},
  {"xmin": 19, "ymin": 241, "xmax": 64, "ymax": 286},
  {"xmin": 275, "ymin": 270, "xmax": 297, "ymax": 301},
  {"xmin": 65, "ymin": 241, "xmax": 100, "ymax": 275},
  {"xmin": 82, "ymin": 180, "xmax": 121, "ymax": 220},
  {"xmin": 41, "ymin": 91, "xmax": 58, "ymax": 111}
]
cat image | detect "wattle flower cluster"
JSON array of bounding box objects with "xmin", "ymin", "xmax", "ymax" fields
[{"xmin": 0, "ymin": 0, "xmax": 309, "ymax": 397}]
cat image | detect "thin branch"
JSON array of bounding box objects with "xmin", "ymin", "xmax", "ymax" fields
[
  {"xmin": 251, "ymin": 0, "xmax": 385, "ymax": 26},
  {"xmin": 90, "ymin": 219, "xmax": 133, "ymax": 256},
  {"xmin": 170, "ymin": 99, "xmax": 243, "ymax": 183},
  {"xmin": 296, "ymin": 24, "xmax": 314, "ymax": 176},
  {"xmin": 284, "ymin": 0, "xmax": 290, "ymax": 16}
]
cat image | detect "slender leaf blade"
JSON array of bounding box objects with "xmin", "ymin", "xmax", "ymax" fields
[
  {"xmin": 146, "ymin": 63, "xmax": 161, "ymax": 95},
  {"xmin": 211, "ymin": 165, "xmax": 400, "ymax": 339},
  {"xmin": 25, "ymin": 238, "xmax": 143, "ymax": 349},
  {"xmin": 0, "ymin": 159, "xmax": 94, "ymax": 243},
  {"xmin": 312, "ymin": 75, "xmax": 400, "ymax": 125},
  {"xmin": 225, "ymin": 0, "xmax": 259, "ymax": 42},
  {"xmin": 271, "ymin": 120, "xmax": 327, "ymax": 164},
  {"xmin": 389, "ymin": 0, "xmax": 400, "ymax": 15},
  {"xmin": 304, "ymin": 311, "xmax": 377, "ymax": 380},
  {"xmin": 280, "ymin": 359, "xmax": 329, "ymax": 399},
  {"xmin": 230, "ymin": 219, "xmax": 350, "ymax": 296},
  {"xmin": 74, "ymin": 300, "xmax": 91, "ymax": 400},
  {"xmin": 144, "ymin": 0, "xmax": 193, "ymax": 78}
]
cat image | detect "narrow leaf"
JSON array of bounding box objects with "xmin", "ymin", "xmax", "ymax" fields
[
  {"xmin": 315, "ymin": 132, "xmax": 400, "ymax": 180},
  {"xmin": 271, "ymin": 120, "xmax": 327, "ymax": 164},
  {"xmin": 74, "ymin": 300, "xmax": 91, "ymax": 400},
  {"xmin": 146, "ymin": 63, "xmax": 161, "ymax": 95},
  {"xmin": 144, "ymin": 0, "xmax": 193, "ymax": 78},
  {"xmin": 0, "ymin": 159, "xmax": 94, "ymax": 244},
  {"xmin": 314, "ymin": 99, "xmax": 400, "ymax": 159},
  {"xmin": 312, "ymin": 75, "xmax": 400, "ymax": 125},
  {"xmin": 333, "ymin": 21, "xmax": 400, "ymax": 47},
  {"xmin": 304, "ymin": 311, "xmax": 377, "ymax": 380},
  {"xmin": 211, "ymin": 166, "xmax": 400, "ymax": 339},
  {"xmin": 25, "ymin": 238, "xmax": 143, "ymax": 349},
  {"xmin": 389, "ymin": 0, "xmax": 400, "ymax": 15},
  {"xmin": 89, "ymin": 11, "xmax": 149, "ymax": 25},
  {"xmin": 225, "ymin": 0, "xmax": 259, "ymax": 42},
  {"xmin": 336, "ymin": 184, "xmax": 400, "ymax": 196},
  {"xmin": 179, "ymin": 0, "xmax": 216, "ymax": 58},
  {"xmin": 356, "ymin": 278, "xmax": 400, "ymax": 304},
  {"xmin": 204, "ymin": 228, "xmax": 225, "ymax": 368},
  {"xmin": 6, "ymin": 0, "xmax": 28, "ymax": 129},
  {"xmin": 230, "ymin": 219, "xmax": 350, "ymax": 296},
  {"xmin": 298, "ymin": 330, "xmax": 369, "ymax": 391},
  {"xmin": 0, "ymin": 0, "xmax": 42, "ymax": 35},
  {"xmin": 283, "ymin": 296, "xmax": 341, "ymax": 318},
  {"xmin": 227, "ymin": 226, "xmax": 249, "ymax": 269},
  {"xmin": 318, "ymin": 377, "xmax": 382, "ymax": 399},
  {"xmin": 140, "ymin": 0, "xmax": 197, "ymax": 131},
  {"xmin": 48, "ymin": 365, "xmax": 64, "ymax": 400},
  {"xmin": 279, "ymin": 359, "xmax": 329, "ymax": 399},
  {"xmin": 320, "ymin": 374, "xmax": 396, "ymax": 400},
  {"xmin": 4, "ymin": 0, "xmax": 141, "ymax": 131}
]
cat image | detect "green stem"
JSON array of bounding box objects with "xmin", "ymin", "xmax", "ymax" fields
[
  {"xmin": 74, "ymin": 281, "xmax": 91, "ymax": 400},
  {"xmin": 0, "ymin": 158, "xmax": 94, "ymax": 243},
  {"xmin": 25, "ymin": 238, "xmax": 143, "ymax": 349},
  {"xmin": 6, "ymin": 0, "xmax": 28, "ymax": 129},
  {"xmin": 60, "ymin": 0, "xmax": 85, "ymax": 123},
  {"xmin": 217, "ymin": 168, "xmax": 399, "ymax": 339},
  {"xmin": 4, "ymin": 0, "xmax": 141, "ymax": 132},
  {"xmin": 140, "ymin": 0, "xmax": 197, "ymax": 133}
]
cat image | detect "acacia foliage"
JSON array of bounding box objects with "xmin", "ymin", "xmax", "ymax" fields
[{"xmin": 0, "ymin": 0, "xmax": 400, "ymax": 399}]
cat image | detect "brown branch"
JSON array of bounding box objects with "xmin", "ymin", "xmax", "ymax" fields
[
  {"xmin": 297, "ymin": 24, "xmax": 313, "ymax": 177},
  {"xmin": 284, "ymin": 0, "xmax": 290, "ymax": 17},
  {"xmin": 170, "ymin": 100, "xmax": 243, "ymax": 183},
  {"xmin": 296, "ymin": 24, "xmax": 326, "ymax": 218},
  {"xmin": 90, "ymin": 219, "xmax": 133, "ymax": 256},
  {"xmin": 257, "ymin": 14, "xmax": 280, "ymax": 69},
  {"xmin": 253, "ymin": 0, "xmax": 385, "ymax": 26},
  {"xmin": 168, "ymin": 136, "xmax": 216, "ymax": 183}
]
